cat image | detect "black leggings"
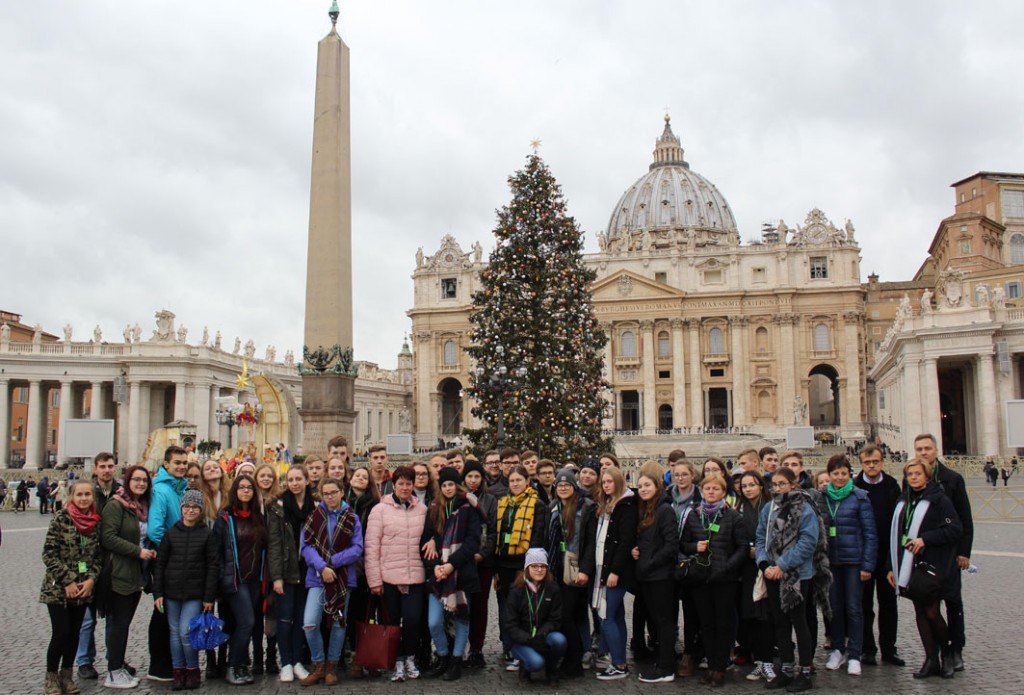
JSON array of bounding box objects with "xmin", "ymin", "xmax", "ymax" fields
[
  {"xmin": 639, "ymin": 579, "xmax": 679, "ymax": 673},
  {"xmin": 693, "ymin": 582, "xmax": 737, "ymax": 672},
  {"xmin": 106, "ymin": 592, "xmax": 141, "ymax": 672},
  {"xmin": 767, "ymin": 579, "xmax": 812, "ymax": 667},
  {"xmin": 47, "ymin": 603, "xmax": 87, "ymax": 672},
  {"xmin": 559, "ymin": 583, "xmax": 589, "ymax": 670},
  {"xmin": 382, "ymin": 583, "xmax": 425, "ymax": 659},
  {"xmin": 914, "ymin": 600, "xmax": 949, "ymax": 658}
]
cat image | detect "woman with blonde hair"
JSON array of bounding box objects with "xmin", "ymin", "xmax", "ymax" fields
[
  {"xmin": 592, "ymin": 465, "xmax": 637, "ymax": 681},
  {"xmin": 199, "ymin": 459, "xmax": 229, "ymax": 526},
  {"xmin": 254, "ymin": 463, "xmax": 282, "ymax": 509}
]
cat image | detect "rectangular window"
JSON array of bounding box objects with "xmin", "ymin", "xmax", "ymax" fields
[
  {"xmin": 658, "ymin": 370, "xmax": 671, "ymax": 379},
  {"xmin": 1007, "ymin": 281, "xmax": 1022, "ymax": 299},
  {"xmin": 872, "ymin": 326, "xmax": 881, "ymax": 335},
  {"xmin": 440, "ymin": 278, "xmax": 458, "ymax": 299},
  {"xmin": 51, "ymin": 391, "xmax": 60, "ymax": 408},
  {"xmin": 709, "ymin": 368, "xmax": 725, "ymax": 378},
  {"xmin": 810, "ymin": 256, "xmax": 828, "ymax": 279},
  {"xmin": 1003, "ymin": 190, "xmax": 1024, "ymax": 218},
  {"xmin": 15, "ymin": 387, "xmax": 28, "ymax": 404},
  {"xmin": 752, "ymin": 267, "xmax": 766, "ymax": 283},
  {"xmin": 654, "ymin": 271, "xmax": 667, "ymax": 284},
  {"xmin": 703, "ymin": 269, "xmax": 723, "ymax": 284}
]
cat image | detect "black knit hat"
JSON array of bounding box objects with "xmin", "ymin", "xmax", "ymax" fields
[
  {"xmin": 438, "ymin": 467, "xmax": 462, "ymax": 486},
  {"xmin": 461, "ymin": 458, "xmax": 486, "ymax": 482}
]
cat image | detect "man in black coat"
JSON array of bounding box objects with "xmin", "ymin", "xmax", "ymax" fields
[
  {"xmin": 912, "ymin": 433, "xmax": 973, "ymax": 672},
  {"xmin": 854, "ymin": 445, "xmax": 904, "ymax": 666}
]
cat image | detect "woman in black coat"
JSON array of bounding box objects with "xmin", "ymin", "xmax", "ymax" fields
[
  {"xmin": 631, "ymin": 464, "xmax": 681, "ymax": 684},
  {"xmin": 887, "ymin": 459, "xmax": 962, "ymax": 680},
  {"xmin": 735, "ymin": 470, "xmax": 774, "ymax": 680},
  {"xmin": 545, "ymin": 470, "xmax": 597, "ymax": 678},
  {"xmin": 680, "ymin": 473, "xmax": 749, "ymax": 686},
  {"xmin": 506, "ymin": 549, "xmax": 565, "ymax": 684}
]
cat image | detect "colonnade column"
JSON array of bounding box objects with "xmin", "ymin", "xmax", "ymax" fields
[
  {"xmin": 640, "ymin": 320, "xmax": 656, "ymax": 434},
  {"xmin": 138, "ymin": 384, "xmax": 152, "ymax": 458},
  {"xmin": 25, "ymin": 380, "xmax": 43, "ymax": 469},
  {"xmin": 687, "ymin": 319, "xmax": 703, "ymax": 427},
  {"xmin": 842, "ymin": 312, "xmax": 863, "ymax": 432},
  {"xmin": 921, "ymin": 357, "xmax": 942, "ymax": 452},
  {"xmin": 901, "ymin": 357, "xmax": 922, "ymax": 454},
  {"xmin": 56, "ymin": 381, "xmax": 73, "ymax": 465},
  {"xmin": 90, "ymin": 381, "xmax": 104, "ymax": 419},
  {"xmin": 977, "ymin": 353, "xmax": 999, "ymax": 456},
  {"xmin": 128, "ymin": 381, "xmax": 142, "ymax": 463},
  {"xmin": 670, "ymin": 318, "xmax": 686, "ymax": 428},
  {"xmin": 193, "ymin": 382, "xmax": 210, "ymax": 442},
  {"xmin": 0, "ymin": 379, "xmax": 9, "ymax": 468},
  {"xmin": 208, "ymin": 386, "xmax": 219, "ymax": 448},
  {"xmin": 173, "ymin": 382, "xmax": 187, "ymax": 422},
  {"xmin": 730, "ymin": 316, "xmax": 748, "ymax": 427}
]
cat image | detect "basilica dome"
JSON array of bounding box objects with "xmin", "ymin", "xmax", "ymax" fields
[{"xmin": 603, "ymin": 117, "xmax": 738, "ymax": 250}]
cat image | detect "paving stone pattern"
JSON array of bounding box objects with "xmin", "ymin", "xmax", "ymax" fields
[{"xmin": 0, "ymin": 511, "xmax": 1016, "ymax": 694}]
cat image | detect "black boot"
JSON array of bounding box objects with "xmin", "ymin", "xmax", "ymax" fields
[
  {"xmin": 442, "ymin": 657, "xmax": 462, "ymax": 681},
  {"xmin": 265, "ymin": 637, "xmax": 279, "ymax": 674},
  {"xmin": 951, "ymin": 649, "xmax": 964, "ymax": 672},
  {"xmin": 913, "ymin": 655, "xmax": 940, "ymax": 679},
  {"xmin": 425, "ymin": 655, "xmax": 450, "ymax": 679},
  {"xmin": 940, "ymin": 648, "xmax": 955, "ymax": 679}
]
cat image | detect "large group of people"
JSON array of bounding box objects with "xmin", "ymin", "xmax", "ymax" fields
[{"xmin": 39, "ymin": 433, "xmax": 974, "ymax": 692}]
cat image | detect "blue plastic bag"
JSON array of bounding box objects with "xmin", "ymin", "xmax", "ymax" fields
[{"xmin": 188, "ymin": 611, "xmax": 230, "ymax": 651}]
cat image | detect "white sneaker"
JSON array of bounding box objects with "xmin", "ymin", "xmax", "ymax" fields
[
  {"xmin": 403, "ymin": 656, "xmax": 420, "ymax": 679},
  {"xmin": 391, "ymin": 659, "xmax": 406, "ymax": 682},
  {"xmin": 746, "ymin": 662, "xmax": 764, "ymax": 681},
  {"xmin": 581, "ymin": 651, "xmax": 593, "ymax": 669},
  {"xmin": 292, "ymin": 663, "xmax": 310, "ymax": 679},
  {"xmin": 103, "ymin": 669, "xmax": 139, "ymax": 689},
  {"xmin": 847, "ymin": 659, "xmax": 862, "ymax": 676},
  {"xmin": 825, "ymin": 649, "xmax": 847, "ymax": 671},
  {"xmin": 505, "ymin": 658, "xmax": 521, "ymax": 672},
  {"xmin": 278, "ymin": 664, "xmax": 294, "ymax": 682}
]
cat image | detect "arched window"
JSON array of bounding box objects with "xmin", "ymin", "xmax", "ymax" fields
[
  {"xmin": 1012, "ymin": 234, "xmax": 1024, "ymax": 264},
  {"xmin": 621, "ymin": 331, "xmax": 637, "ymax": 357},
  {"xmin": 755, "ymin": 326, "xmax": 769, "ymax": 353},
  {"xmin": 758, "ymin": 390, "xmax": 772, "ymax": 417},
  {"xmin": 658, "ymin": 404, "xmax": 673, "ymax": 430},
  {"xmin": 814, "ymin": 323, "xmax": 830, "ymax": 352},
  {"xmin": 657, "ymin": 331, "xmax": 670, "ymax": 358},
  {"xmin": 442, "ymin": 340, "xmax": 457, "ymax": 366},
  {"xmin": 709, "ymin": 327, "xmax": 724, "ymax": 354}
]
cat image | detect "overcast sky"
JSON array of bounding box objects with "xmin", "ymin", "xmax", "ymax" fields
[{"xmin": 3, "ymin": 1, "xmax": 1023, "ymax": 368}]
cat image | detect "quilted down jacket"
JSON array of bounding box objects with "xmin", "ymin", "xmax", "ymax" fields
[
  {"xmin": 822, "ymin": 486, "xmax": 878, "ymax": 571},
  {"xmin": 364, "ymin": 493, "xmax": 427, "ymax": 588}
]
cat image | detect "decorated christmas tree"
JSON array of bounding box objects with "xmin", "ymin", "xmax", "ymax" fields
[{"xmin": 466, "ymin": 152, "xmax": 611, "ymax": 461}]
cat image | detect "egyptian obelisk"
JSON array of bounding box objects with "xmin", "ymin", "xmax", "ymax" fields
[{"xmin": 299, "ymin": 1, "xmax": 356, "ymax": 453}]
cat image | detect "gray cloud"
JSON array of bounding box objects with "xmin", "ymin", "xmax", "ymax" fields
[{"xmin": 2, "ymin": 1, "xmax": 1022, "ymax": 366}]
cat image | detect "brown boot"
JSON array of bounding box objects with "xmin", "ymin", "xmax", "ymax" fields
[
  {"xmin": 349, "ymin": 661, "xmax": 365, "ymax": 679},
  {"xmin": 677, "ymin": 654, "xmax": 696, "ymax": 678},
  {"xmin": 711, "ymin": 670, "xmax": 726, "ymax": 686},
  {"xmin": 324, "ymin": 661, "xmax": 339, "ymax": 686},
  {"xmin": 301, "ymin": 661, "xmax": 325, "ymax": 687},
  {"xmin": 59, "ymin": 668, "xmax": 81, "ymax": 694},
  {"xmin": 44, "ymin": 672, "xmax": 62, "ymax": 695}
]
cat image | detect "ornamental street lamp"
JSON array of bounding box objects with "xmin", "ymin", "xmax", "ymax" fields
[
  {"xmin": 216, "ymin": 406, "xmax": 239, "ymax": 449},
  {"xmin": 475, "ymin": 344, "xmax": 527, "ymax": 449}
]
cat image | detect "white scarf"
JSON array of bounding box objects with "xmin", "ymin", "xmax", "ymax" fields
[
  {"xmin": 890, "ymin": 497, "xmax": 930, "ymax": 592},
  {"xmin": 591, "ymin": 512, "xmax": 611, "ymax": 619}
]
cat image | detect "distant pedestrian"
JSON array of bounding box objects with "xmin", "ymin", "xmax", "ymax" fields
[{"xmin": 1001, "ymin": 466, "xmax": 1012, "ymax": 487}]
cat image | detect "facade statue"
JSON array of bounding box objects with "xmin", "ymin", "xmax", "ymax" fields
[
  {"xmin": 793, "ymin": 395, "xmax": 807, "ymax": 424},
  {"xmin": 777, "ymin": 219, "xmax": 789, "ymax": 243},
  {"xmin": 93, "ymin": 325, "xmax": 103, "ymax": 343},
  {"xmin": 131, "ymin": 323, "xmax": 142, "ymax": 343},
  {"xmin": 201, "ymin": 326, "xmax": 209, "ymax": 345},
  {"xmin": 176, "ymin": 325, "xmax": 188, "ymax": 343},
  {"xmin": 244, "ymin": 339, "xmax": 256, "ymax": 359},
  {"xmin": 265, "ymin": 345, "xmax": 276, "ymax": 362},
  {"xmin": 153, "ymin": 310, "xmax": 176, "ymax": 342},
  {"xmin": 123, "ymin": 325, "xmax": 132, "ymax": 343},
  {"xmin": 844, "ymin": 219, "xmax": 856, "ymax": 243},
  {"xmin": 975, "ymin": 284, "xmax": 990, "ymax": 307},
  {"xmin": 993, "ymin": 285, "xmax": 1006, "ymax": 310},
  {"xmin": 1, "ymin": 323, "xmax": 10, "ymax": 342},
  {"xmin": 399, "ymin": 407, "xmax": 411, "ymax": 433},
  {"xmin": 284, "ymin": 349, "xmax": 295, "ymax": 366},
  {"xmin": 473, "ymin": 241, "xmax": 483, "ymax": 263},
  {"xmin": 233, "ymin": 337, "xmax": 241, "ymax": 355},
  {"xmin": 896, "ymin": 293, "xmax": 912, "ymax": 320},
  {"xmin": 597, "ymin": 230, "xmax": 608, "ymax": 252},
  {"xmin": 415, "ymin": 246, "xmax": 424, "ymax": 268},
  {"xmin": 63, "ymin": 324, "xmax": 73, "ymax": 342},
  {"xmin": 920, "ymin": 288, "xmax": 933, "ymax": 314},
  {"xmin": 214, "ymin": 330, "xmax": 222, "ymax": 349}
]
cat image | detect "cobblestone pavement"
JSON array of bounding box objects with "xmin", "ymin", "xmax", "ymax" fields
[{"xmin": 1, "ymin": 511, "xmax": 1019, "ymax": 695}]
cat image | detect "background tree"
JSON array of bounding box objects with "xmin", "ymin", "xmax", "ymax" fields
[{"xmin": 466, "ymin": 152, "xmax": 610, "ymax": 460}]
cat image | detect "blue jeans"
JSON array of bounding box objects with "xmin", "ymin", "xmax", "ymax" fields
[
  {"xmin": 599, "ymin": 586, "xmax": 628, "ymax": 666},
  {"xmin": 427, "ymin": 593, "xmax": 469, "ymax": 658},
  {"xmin": 303, "ymin": 587, "xmax": 350, "ymax": 663},
  {"xmin": 276, "ymin": 583, "xmax": 308, "ymax": 667},
  {"xmin": 512, "ymin": 632, "xmax": 567, "ymax": 673},
  {"xmin": 165, "ymin": 600, "xmax": 204, "ymax": 669},
  {"xmin": 224, "ymin": 581, "xmax": 261, "ymax": 667},
  {"xmin": 829, "ymin": 564, "xmax": 864, "ymax": 660},
  {"xmin": 75, "ymin": 607, "xmax": 96, "ymax": 666}
]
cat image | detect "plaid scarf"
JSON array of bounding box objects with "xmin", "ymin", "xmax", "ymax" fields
[
  {"xmin": 302, "ymin": 502, "xmax": 356, "ymax": 627},
  {"xmin": 497, "ymin": 487, "xmax": 538, "ymax": 558},
  {"xmin": 439, "ymin": 495, "xmax": 476, "ymax": 620},
  {"xmin": 767, "ymin": 490, "xmax": 832, "ymax": 615}
]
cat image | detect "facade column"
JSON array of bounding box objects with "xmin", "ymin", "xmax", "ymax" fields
[
  {"xmin": 208, "ymin": 385, "xmax": 219, "ymax": 448},
  {"xmin": 116, "ymin": 399, "xmax": 129, "ymax": 462},
  {"xmin": 0, "ymin": 379, "xmax": 10, "ymax": 468},
  {"xmin": 138, "ymin": 383, "xmax": 152, "ymax": 458},
  {"xmin": 640, "ymin": 320, "xmax": 656, "ymax": 434},
  {"xmin": 703, "ymin": 388, "xmax": 710, "ymax": 430},
  {"xmin": 730, "ymin": 316, "xmax": 748, "ymax": 427},
  {"xmin": 670, "ymin": 318, "xmax": 686, "ymax": 428},
  {"xmin": 128, "ymin": 381, "xmax": 142, "ymax": 464},
  {"xmin": 977, "ymin": 353, "xmax": 999, "ymax": 456},
  {"xmin": 193, "ymin": 383, "xmax": 210, "ymax": 442},
  {"xmin": 842, "ymin": 312, "xmax": 863, "ymax": 433},
  {"xmin": 778, "ymin": 315, "xmax": 797, "ymax": 425},
  {"xmin": 25, "ymin": 380, "xmax": 43, "ymax": 470},
  {"xmin": 901, "ymin": 358, "xmax": 922, "ymax": 454},
  {"xmin": 173, "ymin": 382, "xmax": 187, "ymax": 422},
  {"xmin": 997, "ymin": 352, "xmax": 1016, "ymax": 457},
  {"xmin": 921, "ymin": 358, "xmax": 943, "ymax": 452},
  {"xmin": 90, "ymin": 381, "xmax": 104, "ymax": 420},
  {"xmin": 56, "ymin": 381, "xmax": 73, "ymax": 465},
  {"xmin": 414, "ymin": 332, "xmax": 434, "ymax": 447},
  {"xmin": 687, "ymin": 320, "xmax": 703, "ymax": 427}
]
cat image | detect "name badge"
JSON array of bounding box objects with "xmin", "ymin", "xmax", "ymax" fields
[
  {"xmin": 531, "ymin": 626, "xmax": 537, "ymax": 637},
  {"xmin": 78, "ymin": 561, "xmax": 88, "ymax": 574},
  {"xmin": 560, "ymin": 541, "xmax": 566, "ymax": 552},
  {"xmin": 829, "ymin": 526, "xmax": 837, "ymax": 538},
  {"xmin": 708, "ymin": 523, "xmax": 720, "ymax": 533},
  {"xmin": 901, "ymin": 534, "xmax": 909, "ymax": 547},
  {"xmin": 503, "ymin": 534, "xmax": 511, "ymax": 544}
]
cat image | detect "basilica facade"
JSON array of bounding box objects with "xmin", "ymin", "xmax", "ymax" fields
[{"xmin": 408, "ymin": 118, "xmax": 869, "ymax": 449}]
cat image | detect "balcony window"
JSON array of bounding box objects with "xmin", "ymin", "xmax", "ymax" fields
[
  {"xmin": 657, "ymin": 331, "xmax": 670, "ymax": 358},
  {"xmin": 814, "ymin": 323, "xmax": 830, "ymax": 351},
  {"xmin": 442, "ymin": 340, "xmax": 457, "ymax": 367},
  {"xmin": 620, "ymin": 331, "xmax": 637, "ymax": 358},
  {"xmin": 708, "ymin": 327, "xmax": 725, "ymax": 354},
  {"xmin": 1011, "ymin": 233, "xmax": 1024, "ymax": 264}
]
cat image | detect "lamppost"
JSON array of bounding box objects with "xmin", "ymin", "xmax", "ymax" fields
[
  {"xmin": 475, "ymin": 345, "xmax": 527, "ymax": 449},
  {"xmin": 216, "ymin": 406, "xmax": 239, "ymax": 450}
]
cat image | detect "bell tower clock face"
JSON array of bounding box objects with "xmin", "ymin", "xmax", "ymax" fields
[{"xmin": 807, "ymin": 224, "xmax": 828, "ymax": 243}]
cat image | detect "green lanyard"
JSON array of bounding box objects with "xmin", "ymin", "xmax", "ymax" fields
[
  {"xmin": 825, "ymin": 497, "xmax": 839, "ymax": 537},
  {"xmin": 526, "ymin": 588, "xmax": 545, "ymax": 637},
  {"xmin": 501, "ymin": 502, "xmax": 518, "ymax": 547},
  {"xmin": 700, "ymin": 509, "xmax": 721, "ymax": 534},
  {"xmin": 901, "ymin": 498, "xmax": 919, "ymax": 546},
  {"xmin": 445, "ymin": 499, "xmax": 454, "ymax": 519}
]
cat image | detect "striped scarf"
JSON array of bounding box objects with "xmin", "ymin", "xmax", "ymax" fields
[
  {"xmin": 497, "ymin": 487, "xmax": 538, "ymax": 557},
  {"xmin": 439, "ymin": 495, "xmax": 476, "ymax": 620}
]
